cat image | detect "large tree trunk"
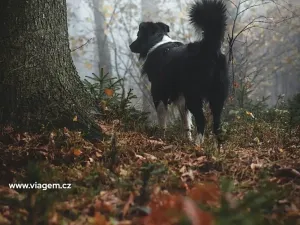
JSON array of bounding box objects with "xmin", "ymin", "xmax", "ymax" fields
[{"xmin": 0, "ymin": 0, "xmax": 101, "ymax": 138}]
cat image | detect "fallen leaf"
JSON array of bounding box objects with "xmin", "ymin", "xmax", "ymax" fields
[
  {"xmin": 73, "ymin": 149, "xmax": 83, "ymax": 156},
  {"xmin": 182, "ymin": 197, "xmax": 215, "ymax": 225},
  {"xmin": 180, "ymin": 166, "xmax": 187, "ymax": 173},
  {"xmin": 118, "ymin": 221, "xmax": 132, "ymax": 225},
  {"xmin": 0, "ymin": 214, "xmax": 10, "ymax": 225},
  {"xmin": 135, "ymin": 154, "xmax": 145, "ymax": 160},
  {"xmin": 181, "ymin": 169, "xmax": 195, "ymax": 181},
  {"xmin": 143, "ymin": 153, "xmax": 157, "ymax": 161},
  {"xmin": 63, "ymin": 127, "xmax": 71, "ymax": 137},
  {"xmin": 250, "ymin": 163, "xmax": 263, "ymax": 170},
  {"xmin": 104, "ymin": 88, "xmax": 114, "ymax": 97},
  {"xmin": 95, "ymin": 151, "xmax": 102, "ymax": 158},
  {"xmin": 120, "ymin": 168, "xmax": 129, "ymax": 176},
  {"xmin": 122, "ymin": 192, "xmax": 134, "ymax": 217},
  {"xmin": 0, "ymin": 186, "xmax": 21, "ymax": 199},
  {"xmin": 182, "ymin": 197, "xmax": 201, "ymax": 225},
  {"xmin": 148, "ymin": 139, "xmax": 165, "ymax": 145},
  {"xmin": 196, "ymin": 156, "xmax": 207, "ymax": 163},
  {"xmin": 94, "ymin": 212, "xmax": 108, "ymax": 225},
  {"xmin": 162, "ymin": 145, "xmax": 174, "ymax": 150},
  {"xmin": 253, "ymin": 137, "xmax": 260, "ymax": 144},
  {"xmin": 246, "ymin": 111, "xmax": 255, "ymax": 119},
  {"xmin": 187, "ymin": 183, "xmax": 220, "ymax": 206},
  {"xmin": 49, "ymin": 212, "xmax": 58, "ymax": 224}
]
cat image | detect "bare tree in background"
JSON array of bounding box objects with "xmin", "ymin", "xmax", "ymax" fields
[
  {"xmin": 226, "ymin": 0, "xmax": 300, "ymax": 105},
  {"xmin": 140, "ymin": 0, "xmax": 160, "ymax": 119},
  {"xmin": 93, "ymin": 0, "xmax": 112, "ymax": 75}
]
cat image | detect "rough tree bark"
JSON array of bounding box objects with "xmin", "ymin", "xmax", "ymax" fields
[{"xmin": 0, "ymin": 0, "xmax": 102, "ymax": 138}]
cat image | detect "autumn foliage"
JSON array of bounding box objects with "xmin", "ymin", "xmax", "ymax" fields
[{"xmin": 142, "ymin": 184, "xmax": 219, "ymax": 225}]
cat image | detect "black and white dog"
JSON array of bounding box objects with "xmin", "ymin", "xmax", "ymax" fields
[{"xmin": 129, "ymin": 0, "xmax": 229, "ymax": 145}]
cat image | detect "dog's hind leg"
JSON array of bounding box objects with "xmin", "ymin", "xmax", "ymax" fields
[
  {"xmin": 186, "ymin": 99, "xmax": 205, "ymax": 146},
  {"xmin": 175, "ymin": 95, "xmax": 192, "ymax": 141},
  {"xmin": 209, "ymin": 97, "xmax": 225, "ymax": 149}
]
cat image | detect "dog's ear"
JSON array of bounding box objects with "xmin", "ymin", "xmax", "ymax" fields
[{"xmin": 156, "ymin": 22, "xmax": 170, "ymax": 33}]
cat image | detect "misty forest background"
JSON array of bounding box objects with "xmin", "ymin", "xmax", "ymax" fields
[
  {"xmin": 68, "ymin": 0, "xmax": 300, "ymax": 118},
  {"xmin": 1, "ymin": 0, "xmax": 300, "ymax": 224}
]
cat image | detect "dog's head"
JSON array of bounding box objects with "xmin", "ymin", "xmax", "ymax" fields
[{"xmin": 129, "ymin": 22, "xmax": 170, "ymax": 55}]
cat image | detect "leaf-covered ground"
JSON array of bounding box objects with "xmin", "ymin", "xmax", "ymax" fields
[{"xmin": 0, "ymin": 119, "xmax": 300, "ymax": 225}]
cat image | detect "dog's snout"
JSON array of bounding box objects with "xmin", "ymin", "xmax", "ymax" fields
[
  {"xmin": 129, "ymin": 43, "xmax": 134, "ymax": 51},
  {"xmin": 129, "ymin": 41, "xmax": 140, "ymax": 53}
]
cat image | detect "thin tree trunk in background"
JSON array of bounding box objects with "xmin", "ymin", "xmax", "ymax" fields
[
  {"xmin": 93, "ymin": 0, "xmax": 112, "ymax": 76},
  {"xmin": 141, "ymin": 0, "xmax": 159, "ymax": 120},
  {"xmin": 226, "ymin": 1, "xmax": 236, "ymax": 99},
  {"xmin": 0, "ymin": 0, "xmax": 102, "ymax": 138}
]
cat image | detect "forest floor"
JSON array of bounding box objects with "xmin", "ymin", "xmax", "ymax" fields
[{"xmin": 0, "ymin": 119, "xmax": 300, "ymax": 225}]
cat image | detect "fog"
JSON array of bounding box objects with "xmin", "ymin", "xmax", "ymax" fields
[{"xmin": 66, "ymin": 0, "xmax": 300, "ymax": 113}]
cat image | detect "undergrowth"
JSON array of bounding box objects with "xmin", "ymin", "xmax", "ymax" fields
[{"xmin": 0, "ymin": 70, "xmax": 300, "ymax": 224}]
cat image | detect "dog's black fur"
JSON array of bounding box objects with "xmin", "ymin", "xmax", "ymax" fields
[{"xmin": 129, "ymin": 0, "xmax": 229, "ymax": 144}]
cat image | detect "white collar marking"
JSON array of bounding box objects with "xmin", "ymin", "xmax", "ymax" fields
[{"xmin": 139, "ymin": 35, "xmax": 181, "ymax": 65}]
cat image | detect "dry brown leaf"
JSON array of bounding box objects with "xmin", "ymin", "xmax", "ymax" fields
[
  {"xmin": 183, "ymin": 197, "xmax": 214, "ymax": 225},
  {"xmin": 0, "ymin": 186, "xmax": 21, "ymax": 199},
  {"xmin": 135, "ymin": 154, "xmax": 145, "ymax": 160},
  {"xmin": 148, "ymin": 139, "xmax": 165, "ymax": 145},
  {"xmin": 118, "ymin": 221, "xmax": 132, "ymax": 225},
  {"xmin": 196, "ymin": 156, "xmax": 207, "ymax": 163},
  {"xmin": 73, "ymin": 149, "xmax": 83, "ymax": 156},
  {"xmin": 143, "ymin": 153, "xmax": 157, "ymax": 161},
  {"xmin": 180, "ymin": 166, "xmax": 187, "ymax": 173},
  {"xmin": 63, "ymin": 127, "xmax": 71, "ymax": 138},
  {"xmin": 250, "ymin": 163, "xmax": 263, "ymax": 170},
  {"xmin": 187, "ymin": 183, "xmax": 220, "ymax": 207},
  {"xmin": 0, "ymin": 214, "xmax": 10, "ymax": 225},
  {"xmin": 94, "ymin": 212, "xmax": 108, "ymax": 225},
  {"xmin": 48, "ymin": 212, "xmax": 59, "ymax": 225},
  {"xmin": 162, "ymin": 145, "xmax": 174, "ymax": 150},
  {"xmin": 95, "ymin": 151, "xmax": 102, "ymax": 158},
  {"xmin": 104, "ymin": 88, "xmax": 114, "ymax": 97},
  {"xmin": 181, "ymin": 169, "xmax": 195, "ymax": 181},
  {"xmin": 120, "ymin": 168, "xmax": 129, "ymax": 176},
  {"xmin": 122, "ymin": 192, "xmax": 134, "ymax": 217},
  {"xmin": 99, "ymin": 124, "xmax": 112, "ymax": 135},
  {"xmin": 183, "ymin": 197, "xmax": 201, "ymax": 225}
]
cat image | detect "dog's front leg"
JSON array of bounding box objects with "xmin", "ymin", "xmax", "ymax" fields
[{"xmin": 156, "ymin": 101, "xmax": 168, "ymax": 137}]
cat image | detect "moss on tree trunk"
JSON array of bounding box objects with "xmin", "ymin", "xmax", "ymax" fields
[{"xmin": 0, "ymin": 0, "xmax": 102, "ymax": 139}]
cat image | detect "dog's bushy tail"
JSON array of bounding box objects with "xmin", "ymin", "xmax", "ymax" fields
[{"xmin": 189, "ymin": 0, "xmax": 227, "ymax": 50}]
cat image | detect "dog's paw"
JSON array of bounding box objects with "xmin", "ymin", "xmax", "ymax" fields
[
  {"xmin": 195, "ymin": 133, "xmax": 204, "ymax": 146},
  {"xmin": 186, "ymin": 130, "xmax": 193, "ymax": 142}
]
